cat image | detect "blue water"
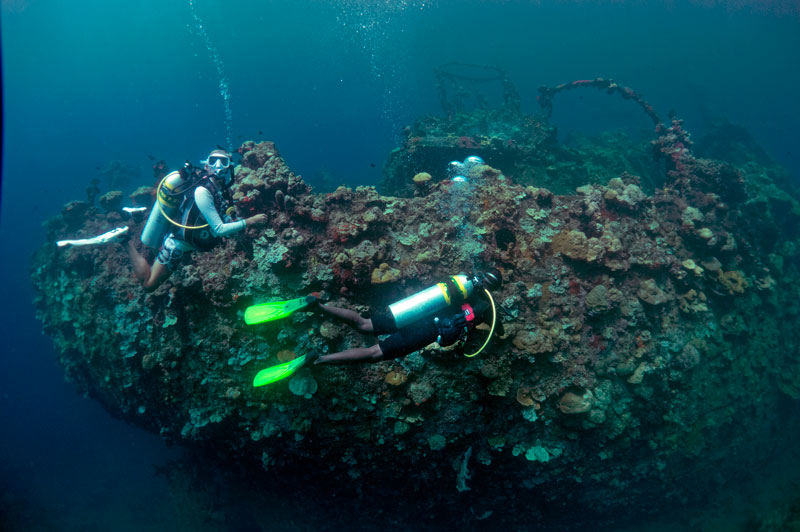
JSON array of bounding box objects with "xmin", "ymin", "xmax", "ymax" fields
[{"xmin": 2, "ymin": 1, "xmax": 799, "ymax": 529}]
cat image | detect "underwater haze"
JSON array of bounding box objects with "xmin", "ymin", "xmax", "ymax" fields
[{"xmin": 2, "ymin": 0, "xmax": 800, "ymax": 530}]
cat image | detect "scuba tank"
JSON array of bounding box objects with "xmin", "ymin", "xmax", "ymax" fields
[
  {"xmin": 388, "ymin": 270, "xmax": 502, "ymax": 329},
  {"xmin": 140, "ymin": 170, "xmax": 186, "ymax": 249}
]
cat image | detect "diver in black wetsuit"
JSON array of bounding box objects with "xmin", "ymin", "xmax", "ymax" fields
[{"xmin": 305, "ymin": 270, "xmax": 503, "ymax": 365}]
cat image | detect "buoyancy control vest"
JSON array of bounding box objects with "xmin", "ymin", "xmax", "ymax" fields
[
  {"xmin": 142, "ymin": 163, "xmax": 238, "ymax": 250},
  {"xmin": 178, "ymin": 176, "xmax": 237, "ymax": 250}
]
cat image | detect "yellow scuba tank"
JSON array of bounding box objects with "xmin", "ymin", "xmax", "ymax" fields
[
  {"xmin": 157, "ymin": 171, "xmax": 185, "ymax": 213},
  {"xmin": 140, "ymin": 171, "xmax": 185, "ymax": 249},
  {"xmin": 388, "ymin": 271, "xmax": 502, "ymax": 329}
]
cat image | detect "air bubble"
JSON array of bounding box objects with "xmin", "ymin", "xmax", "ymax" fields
[{"xmin": 189, "ymin": 0, "xmax": 232, "ymax": 151}]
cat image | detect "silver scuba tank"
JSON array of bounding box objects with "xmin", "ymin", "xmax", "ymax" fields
[
  {"xmin": 388, "ymin": 274, "xmax": 476, "ymax": 329},
  {"xmin": 140, "ymin": 171, "xmax": 185, "ymax": 249}
]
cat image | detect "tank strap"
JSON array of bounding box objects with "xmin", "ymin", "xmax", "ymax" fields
[
  {"xmin": 180, "ymin": 199, "xmax": 196, "ymax": 234},
  {"xmin": 444, "ymin": 276, "xmax": 467, "ymax": 306},
  {"xmin": 451, "ymin": 275, "xmax": 469, "ymax": 298}
]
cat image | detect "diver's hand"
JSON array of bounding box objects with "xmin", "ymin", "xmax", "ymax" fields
[
  {"xmin": 435, "ymin": 313, "xmax": 469, "ymax": 346},
  {"xmin": 245, "ymin": 213, "xmax": 268, "ymax": 226}
]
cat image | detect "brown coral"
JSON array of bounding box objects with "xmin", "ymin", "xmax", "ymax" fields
[
  {"xmin": 516, "ymin": 386, "xmax": 535, "ymax": 406},
  {"xmin": 586, "ymin": 285, "xmax": 611, "ymax": 312},
  {"xmin": 385, "ymin": 368, "xmax": 408, "ymax": 386},
  {"xmin": 678, "ymin": 289, "xmax": 708, "ymax": 313},
  {"xmin": 558, "ymin": 390, "xmax": 594, "ymax": 414},
  {"xmin": 637, "ymin": 279, "xmax": 673, "ymax": 305},
  {"xmin": 718, "ymin": 270, "xmax": 748, "ymax": 294},
  {"xmin": 551, "ymin": 230, "xmax": 590, "ymax": 261},
  {"xmin": 512, "ymin": 329, "xmax": 555, "ymax": 355},
  {"xmin": 412, "ymin": 172, "xmax": 431, "ymax": 184},
  {"xmin": 371, "ymin": 263, "xmax": 401, "ymax": 284}
]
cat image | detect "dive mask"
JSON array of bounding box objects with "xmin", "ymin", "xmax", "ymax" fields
[{"xmin": 205, "ymin": 155, "xmax": 231, "ymax": 175}]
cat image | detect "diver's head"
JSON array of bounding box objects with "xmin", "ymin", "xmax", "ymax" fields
[
  {"xmin": 476, "ymin": 269, "xmax": 502, "ymax": 290},
  {"xmin": 202, "ymin": 149, "xmax": 232, "ymax": 177}
]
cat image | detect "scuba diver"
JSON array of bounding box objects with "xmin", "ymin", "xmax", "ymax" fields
[
  {"xmin": 124, "ymin": 148, "xmax": 268, "ymax": 291},
  {"xmin": 310, "ymin": 272, "xmax": 501, "ymax": 365},
  {"xmin": 245, "ymin": 270, "xmax": 503, "ymax": 387}
]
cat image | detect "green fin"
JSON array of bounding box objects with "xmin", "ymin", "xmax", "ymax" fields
[
  {"xmin": 244, "ymin": 296, "xmax": 313, "ymax": 325},
  {"xmin": 253, "ymin": 355, "xmax": 307, "ymax": 387}
]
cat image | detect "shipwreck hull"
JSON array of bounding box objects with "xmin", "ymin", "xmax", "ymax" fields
[{"xmin": 32, "ymin": 128, "xmax": 800, "ymax": 527}]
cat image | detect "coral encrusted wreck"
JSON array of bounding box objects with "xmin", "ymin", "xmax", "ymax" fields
[{"xmin": 32, "ymin": 121, "xmax": 800, "ymax": 528}]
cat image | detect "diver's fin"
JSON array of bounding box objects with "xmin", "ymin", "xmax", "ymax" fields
[
  {"xmin": 244, "ymin": 296, "xmax": 317, "ymax": 325},
  {"xmin": 253, "ymin": 355, "xmax": 308, "ymax": 387},
  {"xmin": 122, "ymin": 206, "xmax": 148, "ymax": 222},
  {"xmin": 57, "ymin": 226, "xmax": 129, "ymax": 248}
]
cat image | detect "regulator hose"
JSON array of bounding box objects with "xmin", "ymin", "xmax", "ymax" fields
[
  {"xmin": 464, "ymin": 288, "xmax": 497, "ymax": 358},
  {"xmin": 155, "ymin": 174, "xmax": 209, "ymax": 230}
]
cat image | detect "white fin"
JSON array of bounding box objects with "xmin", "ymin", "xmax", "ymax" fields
[{"xmin": 57, "ymin": 226, "xmax": 129, "ymax": 248}]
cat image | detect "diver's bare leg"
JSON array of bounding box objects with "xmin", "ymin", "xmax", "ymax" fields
[
  {"xmin": 126, "ymin": 240, "xmax": 151, "ymax": 282},
  {"xmin": 316, "ymin": 344, "xmax": 383, "ymax": 365},
  {"xmin": 143, "ymin": 261, "xmax": 170, "ymax": 292},
  {"xmin": 317, "ymin": 304, "xmax": 374, "ymax": 334},
  {"xmin": 126, "ymin": 240, "xmax": 170, "ymax": 291}
]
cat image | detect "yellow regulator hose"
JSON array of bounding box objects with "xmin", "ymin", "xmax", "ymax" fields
[
  {"xmin": 156, "ymin": 174, "xmax": 209, "ymax": 230},
  {"xmin": 464, "ymin": 288, "xmax": 497, "ymax": 358}
]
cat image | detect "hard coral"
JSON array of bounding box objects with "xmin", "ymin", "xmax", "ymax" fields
[
  {"xmin": 516, "ymin": 386, "xmax": 535, "ymax": 407},
  {"xmin": 371, "ymin": 263, "xmax": 401, "ymax": 284},
  {"xmin": 385, "ymin": 368, "xmax": 408, "ymax": 386},
  {"xmin": 98, "ymin": 190, "xmax": 123, "ymax": 212},
  {"xmin": 637, "ymin": 278, "xmax": 673, "ymax": 305},
  {"xmin": 558, "ymin": 390, "xmax": 594, "ymax": 414},
  {"xmin": 413, "ymin": 172, "xmax": 432, "ymax": 184},
  {"xmin": 552, "ymin": 230, "xmax": 594, "ymax": 261},
  {"xmin": 718, "ymin": 270, "xmax": 748, "ymax": 294},
  {"xmin": 604, "ymin": 177, "xmax": 646, "ymax": 209}
]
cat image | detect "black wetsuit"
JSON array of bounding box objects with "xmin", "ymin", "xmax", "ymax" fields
[{"xmin": 369, "ymin": 296, "xmax": 494, "ymax": 360}]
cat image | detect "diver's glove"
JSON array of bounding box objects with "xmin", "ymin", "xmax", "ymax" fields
[{"xmin": 434, "ymin": 313, "xmax": 469, "ymax": 346}]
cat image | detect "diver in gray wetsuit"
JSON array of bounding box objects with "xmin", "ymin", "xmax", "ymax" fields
[{"xmin": 125, "ymin": 149, "xmax": 268, "ymax": 291}]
